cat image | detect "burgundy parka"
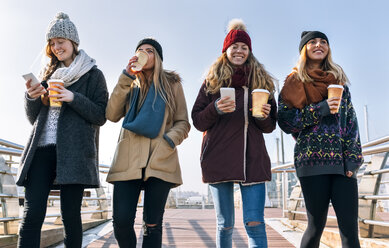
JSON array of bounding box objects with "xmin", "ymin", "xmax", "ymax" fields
[{"xmin": 191, "ymin": 82, "xmax": 277, "ymax": 184}]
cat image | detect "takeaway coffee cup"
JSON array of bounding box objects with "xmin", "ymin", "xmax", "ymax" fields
[
  {"xmin": 47, "ymin": 79, "xmax": 64, "ymax": 107},
  {"xmin": 252, "ymin": 89, "xmax": 270, "ymax": 118},
  {"xmin": 131, "ymin": 50, "xmax": 149, "ymax": 72},
  {"xmin": 327, "ymin": 84, "xmax": 344, "ymax": 114}
]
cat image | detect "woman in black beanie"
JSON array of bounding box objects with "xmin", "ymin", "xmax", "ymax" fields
[
  {"xmin": 277, "ymin": 31, "xmax": 363, "ymax": 248},
  {"xmin": 106, "ymin": 37, "xmax": 190, "ymax": 248}
]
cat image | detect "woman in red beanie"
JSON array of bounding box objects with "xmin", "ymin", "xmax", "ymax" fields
[{"xmin": 192, "ymin": 19, "xmax": 277, "ymax": 248}]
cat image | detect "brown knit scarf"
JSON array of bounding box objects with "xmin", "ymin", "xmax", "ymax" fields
[{"xmin": 281, "ymin": 69, "xmax": 340, "ymax": 109}]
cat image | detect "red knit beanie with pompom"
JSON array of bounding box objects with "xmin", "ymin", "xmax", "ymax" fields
[{"xmin": 222, "ymin": 19, "xmax": 252, "ymax": 53}]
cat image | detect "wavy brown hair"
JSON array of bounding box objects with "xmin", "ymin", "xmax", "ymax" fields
[
  {"xmin": 205, "ymin": 52, "xmax": 275, "ymax": 97},
  {"xmin": 42, "ymin": 40, "xmax": 79, "ymax": 81},
  {"xmin": 293, "ymin": 44, "xmax": 349, "ymax": 84}
]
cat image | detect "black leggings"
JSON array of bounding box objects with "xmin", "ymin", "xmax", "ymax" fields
[
  {"xmin": 112, "ymin": 177, "xmax": 173, "ymax": 248},
  {"xmin": 299, "ymin": 174, "xmax": 360, "ymax": 248},
  {"xmin": 17, "ymin": 146, "xmax": 85, "ymax": 248}
]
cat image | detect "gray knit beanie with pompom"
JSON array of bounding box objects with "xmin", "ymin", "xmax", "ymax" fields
[{"xmin": 46, "ymin": 12, "xmax": 79, "ymax": 45}]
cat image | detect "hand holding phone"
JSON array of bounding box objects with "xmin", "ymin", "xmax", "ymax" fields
[
  {"xmin": 22, "ymin": 73, "xmax": 40, "ymax": 86},
  {"xmin": 218, "ymin": 87, "xmax": 236, "ymax": 112},
  {"xmin": 23, "ymin": 73, "xmax": 46, "ymax": 99},
  {"xmin": 220, "ymin": 87, "xmax": 235, "ymax": 101}
]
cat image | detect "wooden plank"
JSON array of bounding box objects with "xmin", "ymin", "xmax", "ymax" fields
[{"xmin": 87, "ymin": 208, "xmax": 294, "ymax": 247}]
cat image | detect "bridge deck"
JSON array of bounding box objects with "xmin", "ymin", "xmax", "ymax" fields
[{"xmin": 87, "ymin": 208, "xmax": 294, "ymax": 247}]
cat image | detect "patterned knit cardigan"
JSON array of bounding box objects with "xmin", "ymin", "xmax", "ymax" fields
[{"xmin": 277, "ymin": 85, "xmax": 363, "ymax": 178}]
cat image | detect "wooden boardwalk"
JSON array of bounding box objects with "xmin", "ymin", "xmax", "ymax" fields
[{"xmin": 87, "ymin": 208, "xmax": 294, "ymax": 248}]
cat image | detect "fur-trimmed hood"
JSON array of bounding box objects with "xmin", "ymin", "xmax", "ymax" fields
[{"xmin": 165, "ymin": 70, "xmax": 182, "ymax": 85}]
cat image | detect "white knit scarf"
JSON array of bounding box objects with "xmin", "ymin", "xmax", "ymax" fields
[{"xmin": 41, "ymin": 49, "xmax": 96, "ymax": 87}]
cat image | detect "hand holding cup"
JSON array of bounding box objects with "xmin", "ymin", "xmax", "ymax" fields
[
  {"xmin": 47, "ymin": 79, "xmax": 71, "ymax": 107},
  {"xmin": 126, "ymin": 50, "xmax": 149, "ymax": 76},
  {"xmin": 125, "ymin": 56, "xmax": 139, "ymax": 76},
  {"xmin": 252, "ymin": 89, "xmax": 270, "ymax": 119},
  {"xmin": 327, "ymin": 85, "xmax": 343, "ymax": 114},
  {"xmin": 260, "ymin": 103, "xmax": 271, "ymax": 119},
  {"xmin": 327, "ymin": 97, "xmax": 341, "ymax": 113}
]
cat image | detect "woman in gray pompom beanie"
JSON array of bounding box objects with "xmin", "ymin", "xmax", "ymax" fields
[
  {"xmin": 46, "ymin": 12, "xmax": 80, "ymax": 45},
  {"xmin": 18, "ymin": 12, "xmax": 108, "ymax": 248}
]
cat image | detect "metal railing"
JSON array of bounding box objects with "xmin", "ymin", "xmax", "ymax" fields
[
  {"xmin": 271, "ymin": 135, "xmax": 389, "ymax": 238},
  {"xmin": 0, "ymin": 138, "xmax": 111, "ymax": 235}
]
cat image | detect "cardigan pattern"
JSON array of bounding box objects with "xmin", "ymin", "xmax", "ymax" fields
[{"xmin": 278, "ymin": 85, "xmax": 363, "ymax": 177}]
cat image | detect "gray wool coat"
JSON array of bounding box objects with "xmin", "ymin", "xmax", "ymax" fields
[{"xmin": 16, "ymin": 66, "xmax": 108, "ymax": 188}]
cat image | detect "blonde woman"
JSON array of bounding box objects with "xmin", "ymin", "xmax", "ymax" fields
[
  {"xmin": 192, "ymin": 19, "xmax": 277, "ymax": 248},
  {"xmin": 278, "ymin": 31, "xmax": 363, "ymax": 248},
  {"xmin": 106, "ymin": 38, "xmax": 190, "ymax": 248}
]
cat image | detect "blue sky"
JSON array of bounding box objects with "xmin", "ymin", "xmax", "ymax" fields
[{"xmin": 1, "ymin": 0, "xmax": 388, "ymax": 193}]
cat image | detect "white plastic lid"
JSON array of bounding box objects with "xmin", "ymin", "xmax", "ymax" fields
[
  {"xmin": 47, "ymin": 79, "xmax": 64, "ymax": 83},
  {"xmin": 252, "ymin": 89, "xmax": 270, "ymax": 94},
  {"xmin": 327, "ymin": 84, "xmax": 343, "ymax": 89}
]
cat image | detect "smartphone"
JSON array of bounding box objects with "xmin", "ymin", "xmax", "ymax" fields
[
  {"xmin": 220, "ymin": 87, "xmax": 235, "ymax": 101},
  {"xmin": 22, "ymin": 73, "xmax": 40, "ymax": 86}
]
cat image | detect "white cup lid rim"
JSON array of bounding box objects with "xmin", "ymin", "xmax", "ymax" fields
[
  {"xmin": 327, "ymin": 84, "xmax": 343, "ymax": 89},
  {"xmin": 47, "ymin": 79, "xmax": 64, "ymax": 83},
  {"xmin": 252, "ymin": 89, "xmax": 270, "ymax": 93}
]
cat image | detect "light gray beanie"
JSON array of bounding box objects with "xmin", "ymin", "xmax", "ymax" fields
[{"xmin": 46, "ymin": 12, "xmax": 79, "ymax": 45}]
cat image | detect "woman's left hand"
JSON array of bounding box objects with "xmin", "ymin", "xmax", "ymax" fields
[
  {"xmin": 346, "ymin": 171, "xmax": 353, "ymax": 177},
  {"xmin": 261, "ymin": 104, "xmax": 271, "ymax": 119},
  {"xmin": 48, "ymin": 84, "xmax": 74, "ymax": 103}
]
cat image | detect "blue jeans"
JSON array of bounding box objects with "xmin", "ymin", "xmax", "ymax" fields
[{"xmin": 209, "ymin": 182, "xmax": 267, "ymax": 248}]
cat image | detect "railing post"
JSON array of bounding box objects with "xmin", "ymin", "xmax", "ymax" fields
[
  {"xmin": 276, "ymin": 173, "xmax": 282, "ymax": 208},
  {"xmin": 358, "ymin": 154, "xmax": 388, "ymax": 238},
  {"xmin": 91, "ymin": 187, "xmax": 108, "ymax": 220},
  {"xmin": 0, "ymin": 156, "xmax": 19, "ymax": 235},
  {"xmin": 281, "ymin": 171, "xmax": 288, "ymax": 218}
]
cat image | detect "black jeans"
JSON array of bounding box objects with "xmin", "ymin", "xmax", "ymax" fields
[
  {"xmin": 112, "ymin": 177, "xmax": 173, "ymax": 248},
  {"xmin": 299, "ymin": 174, "xmax": 360, "ymax": 248},
  {"xmin": 17, "ymin": 146, "xmax": 85, "ymax": 248}
]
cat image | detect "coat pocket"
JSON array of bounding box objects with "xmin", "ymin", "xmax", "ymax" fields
[
  {"xmin": 109, "ymin": 138, "xmax": 131, "ymax": 173},
  {"xmin": 149, "ymin": 138, "xmax": 178, "ymax": 173}
]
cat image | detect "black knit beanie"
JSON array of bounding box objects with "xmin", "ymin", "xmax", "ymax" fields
[
  {"xmin": 299, "ymin": 31, "xmax": 329, "ymax": 52},
  {"xmin": 136, "ymin": 38, "xmax": 163, "ymax": 61}
]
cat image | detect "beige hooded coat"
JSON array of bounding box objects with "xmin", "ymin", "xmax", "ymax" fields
[{"xmin": 106, "ymin": 72, "xmax": 190, "ymax": 186}]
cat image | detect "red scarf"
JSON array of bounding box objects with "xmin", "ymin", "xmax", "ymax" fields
[
  {"xmin": 281, "ymin": 69, "xmax": 340, "ymax": 109},
  {"xmin": 228, "ymin": 66, "xmax": 250, "ymax": 88}
]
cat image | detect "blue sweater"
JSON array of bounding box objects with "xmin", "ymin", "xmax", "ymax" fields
[{"xmin": 277, "ymin": 85, "xmax": 363, "ymax": 178}]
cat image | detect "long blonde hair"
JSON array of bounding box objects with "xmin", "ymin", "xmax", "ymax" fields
[
  {"xmin": 205, "ymin": 52, "xmax": 275, "ymax": 97},
  {"xmin": 42, "ymin": 40, "xmax": 79, "ymax": 81},
  {"xmin": 293, "ymin": 45, "xmax": 348, "ymax": 84},
  {"xmin": 133, "ymin": 48, "xmax": 178, "ymax": 114}
]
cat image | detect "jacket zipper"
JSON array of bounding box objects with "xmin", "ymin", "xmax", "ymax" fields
[
  {"xmin": 243, "ymin": 86, "xmax": 249, "ymax": 181},
  {"xmin": 200, "ymin": 136, "xmax": 209, "ymax": 163}
]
